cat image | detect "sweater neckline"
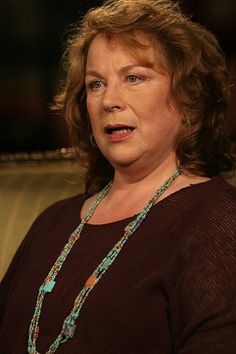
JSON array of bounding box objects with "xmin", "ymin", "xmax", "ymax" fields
[{"xmin": 80, "ymin": 176, "xmax": 222, "ymax": 227}]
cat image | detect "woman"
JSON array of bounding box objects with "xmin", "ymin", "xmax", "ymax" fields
[{"xmin": 0, "ymin": 0, "xmax": 235, "ymax": 353}]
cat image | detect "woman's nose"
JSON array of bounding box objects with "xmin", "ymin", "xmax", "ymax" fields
[
  {"xmin": 104, "ymin": 104, "xmax": 121, "ymax": 112},
  {"xmin": 103, "ymin": 82, "xmax": 125, "ymax": 112}
]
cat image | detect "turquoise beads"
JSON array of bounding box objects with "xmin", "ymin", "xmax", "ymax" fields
[{"xmin": 27, "ymin": 168, "xmax": 182, "ymax": 353}]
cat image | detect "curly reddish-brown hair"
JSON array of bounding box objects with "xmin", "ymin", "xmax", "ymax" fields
[{"xmin": 54, "ymin": 0, "xmax": 235, "ymax": 195}]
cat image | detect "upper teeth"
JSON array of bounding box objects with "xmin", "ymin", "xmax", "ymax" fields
[{"xmin": 111, "ymin": 128, "xmax": 132, "ymax": 135}]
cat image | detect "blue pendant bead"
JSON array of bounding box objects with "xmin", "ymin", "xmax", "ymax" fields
[
  {"xmin": 42, "ymin": 280, "xmax": 56, "ymax": 293},
  {"xmin": 27, "ymin": 168, "xmax": 182, "ymax": 354}
]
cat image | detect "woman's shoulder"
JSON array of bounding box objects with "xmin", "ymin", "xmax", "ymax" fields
[
  {"xmin": 159, "ymin": 176, "xmax": 236, "ymax": 246},
  {"xmin": 159, "ymin": 175, "xmax": 236, "ymax": 219},
  {"xmin": 37, "ymin": 192, "xmax": 87, "ymax": 221},
  {"xmin": 197, "ymin": 175, "xmax": 236, "ymax": 210},
  {"xmin": 1, "ymin": 193, "xmax": 87, "ymax": 281},
  {"xmin": 21, "ymin": 193, "xmax": 87, "ymax": 242},
  {"xmin": 175, "ymin": 176, "xmax": 236, "ymax": 256},
  {"xmin": 176, "ymin": 175, "xmax": 236, "ymax": 207},
  {"xmin": 184, "ymin": 176, "xmax": 236, "ymax": 224},
  {"xmin": 211, "ymin": 175, "xmax": 236, "ymax": 194}
]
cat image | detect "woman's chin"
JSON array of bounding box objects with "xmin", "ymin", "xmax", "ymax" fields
[
  {"xmin": 109, "ymin": 154, "xmax": 145, "ymax": 169},
  {"xmin": 99, "ymin": 146, "xmax": 140, "ymax": 167},
  {"xmin": 106, "ymin": 154, "xmax": 138, "ymax": 168}
]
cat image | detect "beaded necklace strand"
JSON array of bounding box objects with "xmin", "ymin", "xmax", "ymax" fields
[{"xmin": 28, "ymin": 167, "xmax": 182, "ymax": 353}]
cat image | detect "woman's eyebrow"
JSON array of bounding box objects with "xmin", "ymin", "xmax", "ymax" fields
[
  {"xmin": 86, "ymin": 63, "xmax": 154, "ymax": 77},
  {"xmin": 85, "ymin": 70, "xmax": 103, "ymax": 77},
  {"xmin": 120, "ymin": 62, "xmax": 154, "ymax": 72}
]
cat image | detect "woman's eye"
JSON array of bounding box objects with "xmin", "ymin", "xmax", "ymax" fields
[
  {"xmin": 127, "ymin": 75, "xmax": 142, "ymax": 84},
  {"xmin": 89, "ymin": 80, "xmax": 104, "ymax": 90}
]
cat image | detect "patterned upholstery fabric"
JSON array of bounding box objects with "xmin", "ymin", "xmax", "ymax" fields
[{"xmin": 0, "ymin": 150, "xmax": 83, "ymax": 280}]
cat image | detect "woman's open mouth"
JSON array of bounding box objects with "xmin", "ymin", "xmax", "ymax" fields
[{"xmin": 104, "ymin": 124, "xmax": 135, "ymax": 141}]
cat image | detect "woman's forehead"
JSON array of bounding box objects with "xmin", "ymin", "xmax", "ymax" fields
[{"xmin": 87, "ymin": 32, "xmax": 168, "ymax": 71}]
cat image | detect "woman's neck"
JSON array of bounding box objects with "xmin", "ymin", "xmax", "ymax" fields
[
  {"xmin": 82, "ymin": 161, "xmax": 181, "ymax": 224},
  {"xmin": 81, "ymin": 158, "xmax": 210, "ymax": 224}
]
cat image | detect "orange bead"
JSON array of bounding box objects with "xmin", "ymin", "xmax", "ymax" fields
[
  {"xmin": 85, "ymin": 276, "xmax": 97, "ymax": 288},
  {"xmin": 33, "ymin": 326, "xmax": 39, "ymax": 339}
]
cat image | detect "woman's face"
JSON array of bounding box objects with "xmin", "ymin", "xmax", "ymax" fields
[{"xmin": 85, "ymin": 33, "xmax": 182, "ymax": 172}]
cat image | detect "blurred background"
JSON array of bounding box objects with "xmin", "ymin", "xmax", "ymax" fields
[{"xmin": 0, "ymin": 0, "xmax": 235, "ymax": 153}]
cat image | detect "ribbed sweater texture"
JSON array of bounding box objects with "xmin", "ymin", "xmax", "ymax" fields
[{"xmin": 0, "ymin": 176, "xmax": 236, "ymax": 353}]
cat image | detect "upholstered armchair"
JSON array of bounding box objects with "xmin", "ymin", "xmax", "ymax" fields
[{"xmin": 0, "ymin": 149, "xmax": 83, "ymax": 280}]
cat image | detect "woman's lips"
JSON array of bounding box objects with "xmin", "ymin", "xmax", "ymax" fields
[{"xmin": 104, "ymin": 124, "xmax": 135, "ymax": 141}]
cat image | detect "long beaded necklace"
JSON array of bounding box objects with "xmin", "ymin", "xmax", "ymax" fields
[{"xmin": 28, "ymin": 167, "xmax": 182, "ymax": 353}]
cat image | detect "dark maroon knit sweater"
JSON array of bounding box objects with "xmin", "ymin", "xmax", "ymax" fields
[{"xmin": 0, "ymin": 176, "xmax": 236, "ymax": 354}]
